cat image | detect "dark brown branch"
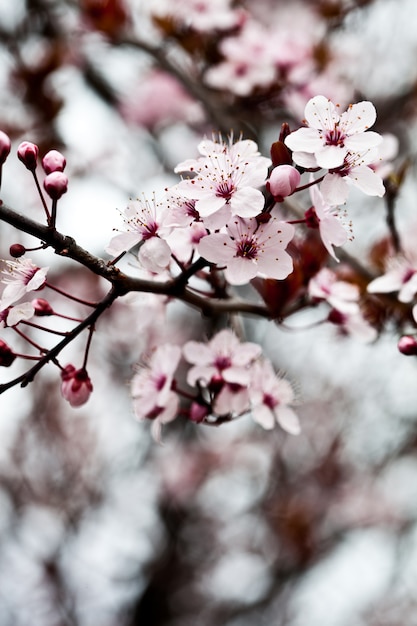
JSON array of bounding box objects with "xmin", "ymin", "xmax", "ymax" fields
[{"xmin": 0, "ymin": 202, "xmax": 272, "ymax": 317}]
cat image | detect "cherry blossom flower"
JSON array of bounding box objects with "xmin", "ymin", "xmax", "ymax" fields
[
  {"xmin": 120, "ymin": 70, "xmax": 203, "ymax": 131},
  {"xmin": 308, "ymin": 268, "xmax": 360, "ymax": 313},
  {"xmin": 249, "ymin": 359, "xmax": 300, "ymax": 434},
  {"xmin": 173, "ymin": 136, "xmax": 271, "ymax": 227},
  {"xmin": 184, "ymin": 330, "xmax": 260, "ymax": 418},
  {"xmin": 327, "ymin": 308, "xmax": 377, "ymax": 343},
  {"xmin": 152, "ymin": 0, "xmax": 243, "ymax": 32},
  {"xmin": 198, "ymin": 216, "xmax": 294, "ymax": 285},
  {"xmin": 319, "ymin": 148, "xmax": 385, "ymax": 205},
  {"xmin": 204, "ymin": 21, "xmax": 276, "ymax": 96},
  {"xmin": 183, "ymin": 329, "xmax": 261, "ymax": 389},
  {"xmin": 267, "ymin": 165, "xmax": 301, "ymax": 202},
  {"xmin": 106, "ymin": 196, "xmax": 173, "ymax": 273},
  {"xmin": 285, "ymin": 95, "xmax": 383, "ymax": 170},
  {"xmin": 307, "ymin": 184, "xmax": 349, "ymax": 261},
  {"xmin": 367, "ymin": 256, "xmax": 417, "ymax": 303},
  {"xmin": 3, "ymin": 301, "xmax": 35, "ymax": 327},
  {"xmin": 0, "ymin": 258, "xmax": 48, "ymax": 310},
  {"xmin": 61, "ymin": 365, "xmax": 93, "ymax": 408},
  {"xmin": 131, "ymin": 344, "xmax": 181, "ymax": 442}
]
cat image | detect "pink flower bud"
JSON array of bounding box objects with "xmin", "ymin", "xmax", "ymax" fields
[
  {"xmin": 17, "ymin": 141, "xmax": 39, "ymax": 171},
  {"xmin": 61, "ymin": 365, "xmax": 93, "ymax": 407},
  {"xmin": 9, "ymin": 243, "xmax": 26, "ymax": 258},
  {"xmin": 43, "ymin": 171, "xmax": 68, "ymax": 200},
  {"xmin": 42, "ymin": 149, "xmax": 67, "ymax": 174},
  {"xmin": 0, "ymin": 339, "xmax": 16, "ymax": 367},
  {"xmin": 398, "ymin": 335, "xmax": 417, "ymax": 356},
  {"xmin": 266, "ymin": 165, "xmax": 301, "ymax": 202},
  {"xmin": 32, "ymin": 298, "xmax": 54, "ymax": 316},
  {"xmin": 0, "ymin": 131, "xmax": 11, "ymax": 165},
  {"xmin": 189, "ymin": 401, "xmax": 209, "ymax": 423}
]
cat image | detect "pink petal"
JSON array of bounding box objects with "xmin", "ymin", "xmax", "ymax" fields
[
  {"xmin": 339, "ymin": 101, "xmax": 376, "ymax": 134},
  {"xmin": 276, "ymin": 406, "xmax": 301, "ymax": 435}
]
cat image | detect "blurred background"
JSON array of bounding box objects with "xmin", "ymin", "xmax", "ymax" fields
[{"xmin": 1, "ymin": 0, "xmax": 417, "ymax": 624}]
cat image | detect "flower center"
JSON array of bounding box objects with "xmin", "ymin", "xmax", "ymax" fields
[
  {"xmin": 263, "ymin": 393, "xmax": 277, "ymax": 410},
  {"xmin": 324, "ymin": 126, "xmax": 346, "ymax": 147},
  {"xmin": 215, "ymin": 355, "xmax": 232, "ymax": 371},
  {"xmin": 235, "ymin": 237, "xmax": 258, "ymax": 260},
  {"xmin": 216, "ymin": 180, "xmax": 235, "ymax": 200}
]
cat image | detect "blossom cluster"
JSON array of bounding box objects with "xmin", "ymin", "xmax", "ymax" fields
[
  {"xmin": 107, "ymin": 96, "xmax": 388, "ymax": 284},
  {"xmin": 131, "ymin": 330, "xmax": 300, "ymax": 441},
  {"xmin": 0, "ymin": 94, "xmax": 402, "ymax": 444}
]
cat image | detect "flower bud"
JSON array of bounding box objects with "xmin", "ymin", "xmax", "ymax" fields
[
  {"xmin": 189, "ymin": 401, "xmax": 209, "ymax": 423},
  {"xmin": 0, "ymin": 131, "xmax": 11, "ymax": 165},
  {"xmin": 42, "ymin": 149, "xmax": 66, "ymax": 174},
  {"xmin": 398, "ymin": 335, "xmax": 417, "ymax": 356},
  {"xmin": 9, "ymin": 243, "xmax": 26, "ymax": 258},
  {"xmin": 43, "ymin": 171, "xmax": 68, "ymax": 200},
  {"xmin": 32, "ymin": 298, "xmax": 54, "ymax": 316},
  {"xmin": 17, "ymin": 141, "xmax": 39, "ymax": 171},
  {"xmin": 266, "ymin": 165, "xmax": 301, "ymax": 202},
  {"xmin": 61, "ymin": 365, "xmax": 93, "ymax": 407},
  {"xmin": 0, "ymin": 339, "xmax": 16, "ymax": 367}
]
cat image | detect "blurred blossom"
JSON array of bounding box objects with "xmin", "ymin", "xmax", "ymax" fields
[{"xmin": 119, "ymin": 69, "xmax": 204, "ymax": 131}]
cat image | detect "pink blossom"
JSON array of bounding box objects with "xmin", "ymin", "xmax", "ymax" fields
[
  {"xmin": 106, "ymin": 196, "xmax": 173, "ymax": 273},
  {"xmin": 308, "ymin": 184, "xmax": 349, "ymax": 261},
  {"xmin": 367, "ymin": 257, "xmax": 417, "ymax": 303},
  {"xmin": 5, "ymin": 301, "xmax": 35, "ymax": 327},
  {"xmin": 120, "ymin": 70, "xmax": 203, "ymax": 130},
  {"xmin": 267, "ymin": 165, "xmax": 301, "ymax": 202},
  {"xmin": 320, "ymin": 148, "xmax": 385, "ymax": 205},
  {"xmin": 198, "ymin": 216, "xmax": 294, "ymax": 285},
  {"xmin": 328, "ymin": 307, "xmax": 377, "ymax": 343},
  {"xmin": 0, "ymin": 258, "xmax": 48, "ymax": 310},
  {"xmin": 173, "ymin": 136, "xmax": 271, "ymax": 227},
  {"xmin": 308, "ymin": 268, "xmax": 360, "ymax": 313},
  {"xmin": 183, "ymin": 329, "xmax": 261, "ymax": 389},
  {"xmin": 131, "ymin": 344, "xmax": 181, "ymax": 441},
  {"xmin": 61, "ymin": 365, "xmax": 93, "ymax": 408},
  {"xmin": 250, "ymin": 360, "xmax": 300, "ymax": 434},
  {"xmin": 152, "ymin": 0, "xmax": 243, "ymax": 33},
  {"xmin": 285, "ymin": 95, "xmax": 382, "ymax": 170},
  {"xmin": 204, "ymin": 21, "xmax": 276, "ymax": 96}
]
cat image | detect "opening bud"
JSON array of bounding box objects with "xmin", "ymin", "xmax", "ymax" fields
[
  {"xmin": 61, "ymin": 365, "xmax": 93, "ymax": 407},
  {"xmin": 17, "ymin": 141, "xmax": 39, "ymax": 171},
  {"xmin": 398, "ymin": 335, "xmax": 417, "ymax": 356},
  {"xmin": 32, "ymin": 298, "xmax": 54, "ymax": 316},
  {"xmin": 266, "ymin": 165, "xmax": 301, "ymax": 202},
  {"xmin": 189, "ymin": 401, "xmax": 209, "ymax": 423},
  {"xmin": 0, "ymin": 339, "xmax": 16, "ymax": 367},
  {"xmin": 42, "ymin": 150, "xmax": 67, "ymax": 174},
  {"xmin": 0, "ymin": 131, "xmax": 11, "ymax": 165},
  {"xmin": 9, "ymin": 243, "xmax": 26, "ymax": 258},
  {"xmin": 44, "ymin": 171, "xmax": 68, "ymax": 200}
]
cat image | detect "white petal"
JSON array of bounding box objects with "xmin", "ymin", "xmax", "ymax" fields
[
  {"xmin": 106, "ymin": 231, "xmax": 141, "ymax": 256},
  {"xmin": 347, "ymin": 166, "xmax": 385, "ymax": 197},
  {"xmin": 252, "ymin": 405, "xmax": 275, "ymax": 430},
  {"xmin": 139, "ymin": 238, "xmax": 172, "ymax": 272},
  {"xmin": 276, "ymin": 406, "xmax": 301, "ymax": 435},
  {"xmin": 304, "ymin": 95, "xmax": 340, "ymax": 130},
  {"xmin": 339, "ymin": 101, "xmax": 376, "ymax": 134},
  {"xmin": 315, "ymin": 145, "xmax": 347, "ymax": 169},
  {"xmin": 320, "ymin": 174, "xmax": 349, "ymax": 205}
]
